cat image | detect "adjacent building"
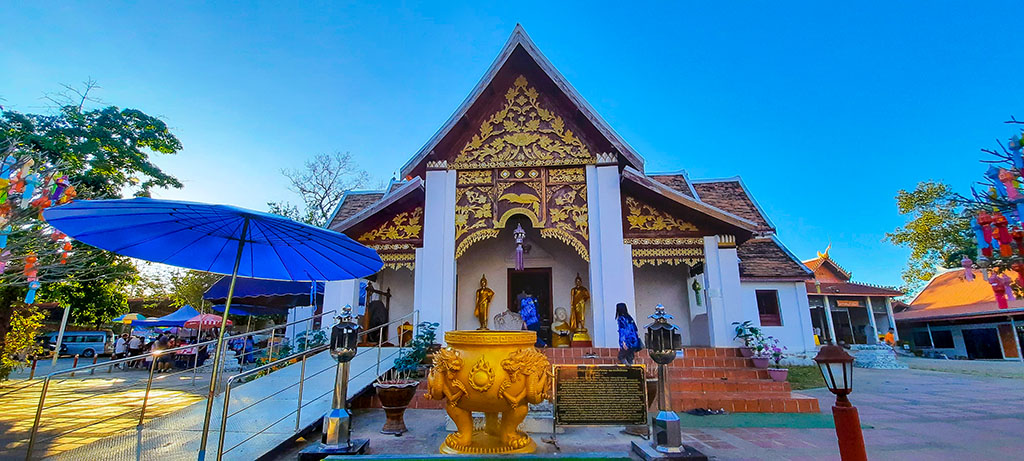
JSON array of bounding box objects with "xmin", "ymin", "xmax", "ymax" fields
[
  {"xmin": 802, "ymin": 248, "xmax": 903, "ymax": 346},
  {"xmin": 896, "ymin": 269, "xmax": 1024, "ymax": 360},
  {"xmin": 326, "ymin": 26, "xmax": 817, "ymax": 353}
]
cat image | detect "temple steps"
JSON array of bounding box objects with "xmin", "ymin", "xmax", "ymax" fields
[{"xmin": 351, "ymin": 346, "xmax": 819, "ymax": 414}]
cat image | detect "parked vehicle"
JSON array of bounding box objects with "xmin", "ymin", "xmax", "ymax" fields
[{"xmin": 48, "ymin": 331, "xmax": 114, "ymax": 358}]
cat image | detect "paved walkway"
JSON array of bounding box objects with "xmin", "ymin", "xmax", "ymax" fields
[
  {"xmin": 301, "ymin": 364, "xmax": 1024, "ymax": 460},
  {"xmin": 902, "ymin": 356, "xmax": 1024, "ymax": 379},
  {"xmin": 47, "ymin": 346, "xmax": 398, "ymax": 461}
]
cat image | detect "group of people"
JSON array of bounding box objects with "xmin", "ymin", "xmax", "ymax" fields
[{"xmin": 112, "ymin": 332, "xmax": 211, "ymax": 372}]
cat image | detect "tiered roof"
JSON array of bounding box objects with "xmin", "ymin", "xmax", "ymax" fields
[{"xmin": 802, "ymin": 247, "xmax": 902, "ymax": 297}]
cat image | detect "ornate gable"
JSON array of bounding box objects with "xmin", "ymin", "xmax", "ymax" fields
[
  {"xmin": 452, "ymin": 75, "xmax": 594, "ymax": 170},
  {"xmin": 622, "ymin": 195, "xmax": 704, "ymax": 267},
  {"xmin": 353, "ymin": 206, "xmax": 423, "ymax": 270}
]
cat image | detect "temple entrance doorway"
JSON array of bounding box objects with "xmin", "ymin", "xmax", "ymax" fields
[{"xmin": 507, "ymin": 267, "xmax": 552, "ymax": 346}]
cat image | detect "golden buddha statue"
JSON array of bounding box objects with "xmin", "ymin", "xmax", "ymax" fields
[
  {"xmin": 569, "ymin": 273, "xmax": 591, "ymax": 343},
  {"xmin": 474, "ymin": 275, "xmax": 495, "ymax": 330},
  {"xmin": 551, "ymin": 307, "xmax": 572, "ymax": 348}
]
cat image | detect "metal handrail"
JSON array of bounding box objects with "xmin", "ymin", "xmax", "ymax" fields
[
  {"xmin": 215, "ymin": 310, "xmax": 419, "ymax": 459},
  {"xmin": 24, "ymin": 309, "xmax": 336, "ymax": 461}
]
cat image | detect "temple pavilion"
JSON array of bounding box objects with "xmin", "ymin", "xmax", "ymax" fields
[{"xmin": 326, "ymin": 26, "xmax": 817, "ymax": 354}]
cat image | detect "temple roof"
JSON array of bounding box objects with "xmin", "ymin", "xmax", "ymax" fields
[
  {"xmin": 691, "ymin": 178, "xmax": 774, "ymax": 232},
  {"xmin": 621, "ymin": 167, "xmax": 758, "ymax": 239},
  {"xmin": 328, "ymin": 191, "xmax": 385, "ymax": 229},
  {"xmin": 649, "ymin": 172, "xmax": 697, "ymax": 198},
  {"xmin": 400, "ymin": 25, "xmax": 644, "ymax": 178},
  {"xmin": 896, "ymin": 269, "xmax": 1024, "ymax": 322},
  {"xmin": 737, "ymin": 237, "xmax": 813, "ymax": 280},
  {"xmin": 807, "ymin": 281, "xmax": 903, "ymax": 297}
]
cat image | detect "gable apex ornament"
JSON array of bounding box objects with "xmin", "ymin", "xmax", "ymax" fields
[
  {"xmin": 452, "ymin": 75, "xmax": 594, "ymax": 170},
  {"xmin": 426, "ymin": 159, "xmax": 449, "ymax": 170},
  {"xmin": 595, "ymin": 152, "xmax": 617, "ymax": 165}
]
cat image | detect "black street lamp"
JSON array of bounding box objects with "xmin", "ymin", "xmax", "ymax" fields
[
  {"xmin": 814, "ymin": 343, "xmax": 866, "ymax": 461},
  {"xmin": 631, "ymin": 304, "xmax": 706, "ymax": 460},
  {"xmin": 300, "ymin": 305, "xmax": 368, "ymax": 460}
]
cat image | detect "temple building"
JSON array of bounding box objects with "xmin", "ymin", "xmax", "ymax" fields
[
  {"xmin": 327, "ymin": 26, "xmax": 817, "ymax": 353},
  {"xmin": 803, "ymin": 247, "xmax": 903, "ymax": 345}
]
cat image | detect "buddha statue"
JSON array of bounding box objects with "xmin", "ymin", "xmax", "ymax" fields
[
  {"xmin": 551, "ymin": 307, "xmax": 572, "ymax": 348},
  {"xmin": 474, "ymin": 275, "xmax": 494, "ymax": 330},
  {"xmin": 569, "ymin": 273, "xmax": 591, "ymax": 343}
]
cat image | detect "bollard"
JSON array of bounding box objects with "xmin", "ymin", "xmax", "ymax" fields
[
  {"xmin": 90, "ymin": 355, "xmax": 98, "ymax": 375},
  {"xmin": 71, "ymin": 354, "xmax": 79, "ymax": 377},
  {"xmin": 29, "ymin": 358, "xmax": 38, "ymax": 380}
]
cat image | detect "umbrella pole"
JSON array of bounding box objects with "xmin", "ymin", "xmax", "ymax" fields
[{"xmin": 198, "ymin": 217, "xmax": 249, "ymax": 461}]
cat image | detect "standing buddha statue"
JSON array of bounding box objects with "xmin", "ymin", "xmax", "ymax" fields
[
  {"xmin": 569, "ymin": 273, "xmax": 591, "ymax": 344},
  {"xmin": 474, "ymin": 274, "xmax": 494, "ymax": 330}
]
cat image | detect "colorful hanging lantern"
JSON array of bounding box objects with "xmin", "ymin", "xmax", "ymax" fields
[
  {"xmin": 999, "ymin": 169, "xmax": 1023, "ymax": 201},
  {"xmin": 990, "ymin": 276, "xmax": 1009, "ymax": 309},
  {"xmin": 23, "ymin": 252, "xmax": 38, "ymax": 281},
  {"xmin": 994, "ymin": 213, "xmax": 1013, "ymax": 258},
  {"xmin": 978, "ymin": 212, "xmax": 995, "ymax": 258},
  {"xmin": 513, "ymin": 223, "xmax": 526, "ymax": 271},
  {"xmin": 987, "ymin": 166, "xmax": 1008, "ymax": 198},
  {"xmin": 961, "ymin": 256, "xmax": 975, "ymax": 282},
  {"xmin": 60, "ymin": 241, "xmax": 72, "ymax": 264},
  {"xmin": 24, "ymin": 280, "xmax": 40, "ymax": 304}
]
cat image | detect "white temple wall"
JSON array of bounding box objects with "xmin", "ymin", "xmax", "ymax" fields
[
  {"xmin": 454, "ymin": 224, "xmax": 591, "ymax": 332},
  {"xmin": 372, "ymin": 267, "xmax": 416, "ymax": 342},
  {"xmin": 740, "ymin": 280, "xmax": 816, "ymax": 355},
  {"xmin": 632, "ymin": 263, "xmax": 693, "ymax": 345}
]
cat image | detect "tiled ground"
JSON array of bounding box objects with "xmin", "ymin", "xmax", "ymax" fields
[{"xmin": 305, "ymin": 364, "xmax": 1024, "ymax": 460}]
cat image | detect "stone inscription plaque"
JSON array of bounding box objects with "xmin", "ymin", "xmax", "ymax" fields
[{"xmin": 553, "ymin": 365, "xmax": 648, "ymax": 426}]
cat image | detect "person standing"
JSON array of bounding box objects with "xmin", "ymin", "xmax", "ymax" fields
[
  {"xmin": 113, "ymin": 334, "xmax": 127, "ymax": 368},
  {"xmin": 615, "ymin": 303, "xmax": 643, "ymax": 365},
  {"xmin": 127, "ymin": 335, "xmax": 142, "ymax": 368}
]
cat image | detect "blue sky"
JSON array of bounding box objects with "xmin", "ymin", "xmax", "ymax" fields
[{"xmin": 2, "ymin": 1, "xmax": 1023, "ymax": 288}]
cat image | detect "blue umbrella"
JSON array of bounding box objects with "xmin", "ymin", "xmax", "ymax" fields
[
  {"xmin": 43, "ymin": 197, "xmax": 382, "ymax": 459},
  {"xmin": 210, "ymin": 303, "xmax": 289, "ymax": 317}
]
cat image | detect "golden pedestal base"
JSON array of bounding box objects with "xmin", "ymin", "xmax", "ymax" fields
[
  {"xmin": 571, "ymin": 330, "xmax": 592, "ymax": 347},
  {"xmin": 440, "ymin": 430, "xmax": 537, "ymax": 454}
]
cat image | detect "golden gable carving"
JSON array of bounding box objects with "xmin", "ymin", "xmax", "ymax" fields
[{"xmin": 453, "ymin": 76, "xmax": 594, "ymax": 169}]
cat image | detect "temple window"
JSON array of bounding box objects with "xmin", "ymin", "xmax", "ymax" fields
[{"xmin": 755, "ymin": 290, "xmax": 782, "ymax": 326}]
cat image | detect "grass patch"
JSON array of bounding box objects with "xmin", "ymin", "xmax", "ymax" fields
[{"xmin": 785, "ymin": 365, "xmax": 824, "ymax": 390}]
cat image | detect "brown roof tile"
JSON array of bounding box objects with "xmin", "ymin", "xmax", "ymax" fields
[
  {"xmin": 692, "ymin": 180, "xmax": 772, "ymax": 230},
  {"xmin": 806, "ymin": 281, "xmax": 903, "ymax": 297},
  {"xmin": 649, "ymin": 174, "xmax": 695, "ymax": 198},
  {"xmin": 737, "ymin": 238, "xmax": 812, "ymax": 279},
  {"xmin": 328, "ymin": 192, "xmax": 383, "ymax": 230}
]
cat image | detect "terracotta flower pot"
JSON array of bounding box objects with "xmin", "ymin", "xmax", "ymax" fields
[
  {"xmin": 751, "ymin": 357, "xmax": 770, "ymax": 368},
  {"xmin": 738, "ymin": 346, "xmax": 753, "ymax": 358},
  {"xmin": 767, "ymin": 368, "xmax": 788, "ymax": 382},
  {"xmin": 374, "ymin": 381, "xmax": 419, "ymax": 435}
]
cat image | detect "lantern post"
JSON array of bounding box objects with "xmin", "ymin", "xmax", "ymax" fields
[
  {"xmin": 814, "ymin": 343, "xmax": 866, "ymax": 461},
  {"xmin": 299, "ymin": 305, "xmax": 369, "ymax": 459},
  {"xmin": 631, "ymin": 304, "xmax": 707, "ymax": 460}
]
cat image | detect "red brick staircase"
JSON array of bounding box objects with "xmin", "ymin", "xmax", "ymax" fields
[{"xmin": 352, "ymin": 347, "xmax": 819, "ymax": 413}]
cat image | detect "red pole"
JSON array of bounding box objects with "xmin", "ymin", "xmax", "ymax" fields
[
  {"xmin": 71, "ymin": 354, "xmax": 79, "ymax": 377},
  {"xmin": 29, "ymin": 358, "xmax": 38, "ymax": 379},
  {"xmin": 832, "ymin": 404, "xmax": 867, "ymax": 461},
  {"xmin": 90, "ymin": 355, "xmax": 99, "ymax": 374}
]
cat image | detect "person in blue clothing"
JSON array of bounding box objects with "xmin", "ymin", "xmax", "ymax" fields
[
  {"xmin": 517, "ymin": 289, "xmax": 546, "ymax": 347},
  {"xmin": 243, "ymin": 335, "xmax": 255, "ymax": 364},
  {"xmin": 616, "ymin": 303, "xmax": 643, "ymax": 365}
]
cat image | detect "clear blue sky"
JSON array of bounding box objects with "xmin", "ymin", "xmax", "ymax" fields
[{"xmin": 3, "ymin": 1, "xmax": 1023, "ymax": 289}]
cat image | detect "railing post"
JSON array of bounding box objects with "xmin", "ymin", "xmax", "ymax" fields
[
  {"xmin": 295, "ymin": 354, "xmax": 308, "ymax": 432},
  {"xmin": 216, "ymin": 378, "xmax": 236, "ymax": 461},
  {"xmin": 376, "ymin": 327, "xmax": 383, "ymax": 377},
  {"xmin": 139, "ymin": 353, "xmax": 159, "ymax": 427},
  {"xmin": 25, "ymin": 377, "xmax": 51, "ymax": 461}
]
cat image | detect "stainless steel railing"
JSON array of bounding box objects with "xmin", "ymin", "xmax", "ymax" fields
[
  {"xmin": 214, "ymin": 310, "xmax": 419, "ymax": 460},
  {"xmin": 23, "ymin": 309, "xmax": 338, "ymax": 461}
]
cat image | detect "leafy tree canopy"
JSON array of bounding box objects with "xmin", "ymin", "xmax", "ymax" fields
[{"xmin": 885, "ymin": 181, "xmax": 975, "ymax": 293}]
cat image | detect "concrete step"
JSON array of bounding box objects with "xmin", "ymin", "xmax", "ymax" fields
[{"xmin": 671, "ymin": 391, "xmax": 820, "ymax": 413}]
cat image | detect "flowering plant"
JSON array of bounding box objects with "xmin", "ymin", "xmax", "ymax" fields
[{"xmin": 767, "ymin": 336, "xmax": 786, "ymax": 365}]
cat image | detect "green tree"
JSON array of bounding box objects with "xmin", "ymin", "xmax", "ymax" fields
[
  {"xmin": 0, "ymin": 306, "xmax": 44, "ymax": 380},
  {"xmin": 0, "ymin": 83, "xmax": 182, "ymax": 339},
  {"xmin": 268, "ymin": 152, "xmax": 369, "ymax": 226},
  {"xmin": 885, "ymin": 181, "xmax": 975, "ymax": 293},
  {"xmin": 168, "ymin": 269, "xmax": 222, "ymax": 308}
]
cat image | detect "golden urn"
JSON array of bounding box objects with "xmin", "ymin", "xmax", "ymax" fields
[{"xmin": 426, "ymin": 330, "xmax": 552, "ymax": 454}]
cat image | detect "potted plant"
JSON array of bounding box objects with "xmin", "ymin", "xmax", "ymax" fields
[
  {"xmin": 732, "ymin": 321, "xmax": 762, "ymax": 358},
  {"xmin": 764, "ymin": 336, "xmax": 788, "ymax": 381},
  {"xmin": 373, "ymin": 321, "xmax": 438, "ymax": 434},
  {"xmin": 750, "ymin": 335, "xmax": 772, "ymax": 368}
]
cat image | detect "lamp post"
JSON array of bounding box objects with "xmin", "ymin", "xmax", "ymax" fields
[
  {"xmin": 299, "ymin": 305, "xmax": 369, "ymax": 460},
  {"xmin": 814, "ymin": 343, "xmax": 866, "ymax": 461},
  {"xmin": 631, "ymin": 304, "xmax": 706, "ymax": 460}
]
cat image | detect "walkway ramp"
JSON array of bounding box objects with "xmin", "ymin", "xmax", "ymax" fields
[{"xmin": 51, "ymin": 346, "xmax": 400, "ymax": 461}]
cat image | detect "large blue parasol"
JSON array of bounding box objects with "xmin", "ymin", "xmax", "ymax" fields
[{"xmin": 43, "ymin": 197, "xmax": 382, "ymax": 460}]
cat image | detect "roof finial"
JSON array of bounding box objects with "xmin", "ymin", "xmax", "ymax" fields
[{"xmin": 817, "ymin": 242, "xmax": 832, "ymax": 260}]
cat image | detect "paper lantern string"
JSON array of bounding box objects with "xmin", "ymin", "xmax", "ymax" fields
[
  {"xmin": 962, "ymin": 256, "xmax": 975, "ymax": 282},
  {"xmin": 24, "ymin": 280, "xmax": 40, "ymax": 304}
]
